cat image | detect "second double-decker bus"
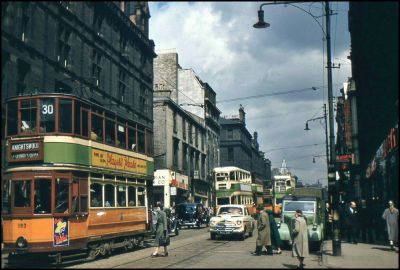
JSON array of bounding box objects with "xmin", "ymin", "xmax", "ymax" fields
[
  {"xmin": 213, "ymin": 167, "xmax": 255, "ymax": 213},
  {"xmin": 2, "ymin": 93, "xmax": 154, "ymax": 263}
]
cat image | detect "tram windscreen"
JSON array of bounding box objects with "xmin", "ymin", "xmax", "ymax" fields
[
  {"xmin": 14, "ymin": 180, "xmax": 31, "ymax": 207},
  {"xmin": 34, "ymin": 179, "xmax": 51, "ymax": 214}
]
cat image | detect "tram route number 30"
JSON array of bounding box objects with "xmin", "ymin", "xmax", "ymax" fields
[{"xmin": 42, "ymin": 104, "xmax": 54, "ymax": 115}]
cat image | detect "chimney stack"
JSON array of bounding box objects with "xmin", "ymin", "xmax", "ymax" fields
[{"xmin": 239, "ymin": 104, "xmax": 246, "ymax": 125}]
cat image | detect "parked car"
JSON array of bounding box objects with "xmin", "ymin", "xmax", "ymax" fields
[
  {"xmin": 176, "ymin": 203, "xmax": 207, "ymax": 229},
  {"xmin": 209, "ymin": 204, "xmax": 255, "ymax": 240},
  {"xmin": 277, "ymin": 193, "xmax": 325, "ymax": 250}
]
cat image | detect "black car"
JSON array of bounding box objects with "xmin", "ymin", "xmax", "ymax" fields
[{"xmin": 176, "ymin": 203, "xmax": 208, "ymax": 228}]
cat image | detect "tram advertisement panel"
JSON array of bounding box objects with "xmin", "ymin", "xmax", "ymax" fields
[
  {"xmin": 53, "ymin": 217, "xmax": 69, "ymax": 247},
  {"xmin": 92, "ymin": 149, "xmax": 147, "ymax": 175}
]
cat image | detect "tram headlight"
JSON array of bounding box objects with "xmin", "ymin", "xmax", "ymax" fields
[{"xmin": 16, "ymin": 236, "xmax": 27, "ymax": 248}]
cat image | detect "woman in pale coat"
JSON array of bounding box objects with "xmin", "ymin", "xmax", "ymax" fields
[
  {"xmin": 292, "ymin": 209, "xmax": 309, "ymax": 269},
  {"xmin": 382, "ymin": 200, "xmax": 398, "ymax": 250}
]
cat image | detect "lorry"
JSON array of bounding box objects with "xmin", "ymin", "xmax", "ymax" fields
[{"xmin": 277, "ymin": 187, "xmax": 326, "ymax": 251}]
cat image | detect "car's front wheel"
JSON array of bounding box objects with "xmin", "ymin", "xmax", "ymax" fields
[{"xmin": 210, "ymin": 232, "xmax": 216, "ymax": 240}]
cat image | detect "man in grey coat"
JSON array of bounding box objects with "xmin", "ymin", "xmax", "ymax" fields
[
  {"xmin": 292, "ymin": 209, "xmax": 309, "ymax": 269},
  {"xmin": 382, "ymin": 200, "xmax": 398, "ymax": 251},
  {"xmin": 252, "ymin": 206, "xmax": 272, "ymax": 256}
]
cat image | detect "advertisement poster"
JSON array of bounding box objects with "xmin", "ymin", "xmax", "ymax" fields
[{"xmin": 53, "ymin": 217, "xmax": 69, "ymax": 247}]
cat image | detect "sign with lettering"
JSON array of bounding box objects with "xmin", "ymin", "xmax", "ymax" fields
[
  {"xmin": 8, "ymin": 139, "xmax": 43, "ymax": 162},
  {"xmin": 53, "ymin": 217, "xmax": 69, "ymax": 247},
  {"xmin": 91, "ymin": 149, "xmax": 147, "ymax": 175}
]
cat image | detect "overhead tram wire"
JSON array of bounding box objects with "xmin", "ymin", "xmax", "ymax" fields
[
  {"xmin": 264, "ymin": 142, "xmax": 325, "ymax": 153},
  {"xmin": 216, "ymin": 83, "xmax": 341, "ymax": 104}
]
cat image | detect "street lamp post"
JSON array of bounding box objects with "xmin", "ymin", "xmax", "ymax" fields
[{"xmin": 254, "ymin": 1, "xmax": 340, "ymax": 256}]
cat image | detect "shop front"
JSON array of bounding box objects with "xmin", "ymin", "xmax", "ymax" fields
[{"xmin": 153, "ymin": 169, "xmax": 189, "ymax": 208}]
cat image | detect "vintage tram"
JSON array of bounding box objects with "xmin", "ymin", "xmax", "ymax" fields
[{"xmin": 2, "ymin": 93, "xmax": 154, "ymax": 263}]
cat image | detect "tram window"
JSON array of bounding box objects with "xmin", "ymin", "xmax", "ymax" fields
[
  {"xmin": 137, "ymin": 187, "xmax": 145, "ymax": 206},
  {"xmin": 105, "ymin": 118, "xmax": 115, "ymax": 145},
  {"xmin": 34, "ymin": 179, "xmax": 51, "ymax": 214},
  {"xmin": 104, "ymin": 184, "xmax": 115, "ymax": 207},
  {"xmin": 137, "ymin": 129, "xmax": 145, "ymax": 154},
  {"xmin": 82, "ymin": 109, "xmax": 89, "ymax": 137},
  {"xmin": 128, "ymin": 126, "xmax": 136, "ymax": 151},
  {"xmin": 146, "ymin": 131, "xmax": 153, "ymax": 155},
  {"xmin": 117, "ymin": 124, "xmax": 126, "ymax": 149},
  {"xmin": 217, "ymin": 197, "xmax": 229, "ymax": 205},
  {"xmin": 229, "ymin": 171, "xmax": 235, "ymax": 180},
  {"xmin": 2, "ymin": 179, "xmax": 11, "ymax": 213},
  {"xmin": 74, "ymin": 101, "xmax": 81, "ymax": 136},
  {"xmin": 127, "ymin": 186, "xmax": 136, "ymax": 206},
  {"xmin": 91, "ymin": 113, "xmax": 103, "ymax": 142},
  {"xmin": 20, "ymin": 99, "xmax": 37, "ymax": 134},
  {"xmin": 39, "ymin": 98, "xmax": 55, "ymax": 133},
  {"xmin": 55, "ymin": 178, "xmax": 70, "ymax": 213},
  {"xmin": 117, "ymin": 185, "xmax": 126, "ymax": 207},
  {"xmin": 90, "ymin": 183, "xmax": 102, "ymax": 207},
  {"xmin": 7, "ymin": 100, "xmax": 18, "ymax": 136},
  {"xmin": 14, "ymin": 180, "xmax": 31, "ymax": 207},
  {"xmin": 59, "ymin": 99, "xmax": 72, "ymax": 133}
]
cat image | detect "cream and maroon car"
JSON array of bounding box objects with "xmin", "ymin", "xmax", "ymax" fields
[{"xmin": 209, "ymin": 204, "xmax": 255, "ymax": 240}]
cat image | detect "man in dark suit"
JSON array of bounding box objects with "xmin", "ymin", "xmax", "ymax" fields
[{"xmin": 344, "ymin": 201, "xmax": 358, "ymax": 244}]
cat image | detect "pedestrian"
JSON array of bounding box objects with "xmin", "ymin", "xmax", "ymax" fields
[
  {"xmin": 252, "ymin": 205, "xmax": 272, "ymax": 256},
  {"xmin": 266, "ymin": 209, "xmax": 282, "ymax": 254},
  {"xmin": 358, "ymin": 198, "xmax": 372, "ymax": 243},
  {"xmin": 382, "ymin": 200, "xmax": 398, "ymax": 251},
  {"xmin": 151, "ymin": 202, "xmax": 169, "ymax": 257},
  {"xmin": 344, "ymin": 201, "xmax": 358, "ymax": 244},
  {"xmin": 325, "ymin": 202, "xmax": 332, "ymax": 240},
  {"xmin": 292, "ymin": 209, "xmax": 309, "ymax": 269}
]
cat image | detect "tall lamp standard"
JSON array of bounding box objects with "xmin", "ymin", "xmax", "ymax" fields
[{"xmin": 253, "ymin": 1, "xmax": 340, "ymax": 256}]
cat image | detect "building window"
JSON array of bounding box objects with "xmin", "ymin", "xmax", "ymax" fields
[
  {"xmin": 182, "ymin": 144, "xmax": 188, "ymax": 171},
  {"xmin": 57, "ymin": 25, "xmax": 71, "ymax": 67},
  {"xmin": 128, "ymin": 124, "xmax": 137, "ymax": 151},
  {"xmin": 173, "ymin": 112, "xmax": 177, "ymax": 133},
  {"xmin": 146, "ymin": 130, "xmax": 153, "ymax": 155},
  {"xmin": 182, "ymin": 118, "xmax": 186, "ymax": 140},
  {"xmin": 195, "ymin": 127, "xmax": 198, "ymax": 147},
  {"xmin": 173, "ymin": 138, "xmax": 179, "ymax": 167},
  {"xmin": 92, "ymin": 9, "xmax": 104, "ymax": 36},
  {"xmin": 118, "ymin": 69, "xmax": 127, "ymax": 103},
  {"xmin": 17, "ymin": 59, "xmax": 30, "ymax": 95},
  {"xmin": 201, "ymin": 133, "xmax": 204, "ymax": 151},
  {"xmin": 228, "ymin": 147, "xmax": 234, "ymax": 161},
  {"xmin": 189, "ymin": 124, "xmax": 193, "ymax": 144},
  {"xmin": 91, "ymin": 50, "xmax": 102, "ymax": 87},
  {"xmin": 139, "ymin": 85, "xmax": 147, "ymax": 113},
  {"xmin": 227, "ymin": 129, "xmax": 233, "ymax": 140},
  {"xmin": 21, "ymin": 5, "xmax": 29, "ymax": 42}
]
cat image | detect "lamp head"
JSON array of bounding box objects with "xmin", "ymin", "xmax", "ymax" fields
[
  {"xmin": 253, "ymin": 9, "xmax": 270, "ymax": 29},
  {"xmin": 304, "ymin": 122, "xmax": 310, "ymax": 131}
]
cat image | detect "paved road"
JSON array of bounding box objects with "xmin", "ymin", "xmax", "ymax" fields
[{"xmin": 2, "ymin": 226, "xmax": 325, "ymax": 268}]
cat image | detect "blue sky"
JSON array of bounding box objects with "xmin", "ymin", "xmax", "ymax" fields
[{"xmin": 148, "ymin": 2, "xmax": 352, "ymax": 185}]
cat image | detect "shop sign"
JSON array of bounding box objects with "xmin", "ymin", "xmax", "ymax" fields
[
  {"xmin": 153, "ymin": 170, "xmax": 170, "ymax": 186},
  {"xmin": 170, "ymin": 186, "xmax": 177, "ymax": 196},
  {"xmin": 8, "ymin": 139, "xmax": 43, "ymax": 162},
  {"xmin": 337, "ymin": 154, "xmax": 352, "ymax": 162},
  {"xmin": 53, "ymin": 217, "xmax": 69, "ymax": 247},
  {"xmin": 92, "ymin": 149, "xmax": 147, "ymax": 175},
  {"xmin": 171, "ymin": 172, "xmax": 189, "ymax": 190}
]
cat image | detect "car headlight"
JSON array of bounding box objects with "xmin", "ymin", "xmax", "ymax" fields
[
  {"xmin": 236, "ymin": 220, "xmax": 242, "ymax": 225},
  {"xmin": 16, "ymin": 236, "xmax": 28, "ymax": 248},
  {"xmin": 312, "ymin": 224, "xmax": 317, "ymax": 230},
  {"xmin": 277, "ymin": 221, "xmax": 281, "ymax": 228},
  {"xmin": 210, "ymin": 220, "xmax": 216, "ymax": 226}
]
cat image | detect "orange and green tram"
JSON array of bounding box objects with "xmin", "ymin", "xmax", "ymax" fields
[{"xmin": 2, "ymin": 93, "xmax": 154, "ymax": 262}]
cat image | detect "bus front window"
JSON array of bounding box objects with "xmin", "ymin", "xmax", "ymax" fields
[
  {"xmin": 34, "ymin": 179, "xmax": 51, "ymax": 214},
  {"xmin": 55, "ymin": 178, "xmax": 70, "ymax": 213},
  {"xmin": 13, "ymin": 180, "xmax": 31, "ymax": 207}
]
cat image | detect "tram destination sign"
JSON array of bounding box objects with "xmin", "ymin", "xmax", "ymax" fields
[{"xmin": 8, "ymin": 139, "xmax": 43, "ymax": 163}]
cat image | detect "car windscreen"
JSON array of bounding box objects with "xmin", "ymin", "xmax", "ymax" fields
[
  {"xmin": 217, "ymin": 206, "xmax": 243, "ymax": 215},
  {"xmin": 283, "ymin": 201, "xmax": 315, "ymax": 213},
  {"xmin": 177, "ymin": 204, "xmax": 196, "ymax": 213}
]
